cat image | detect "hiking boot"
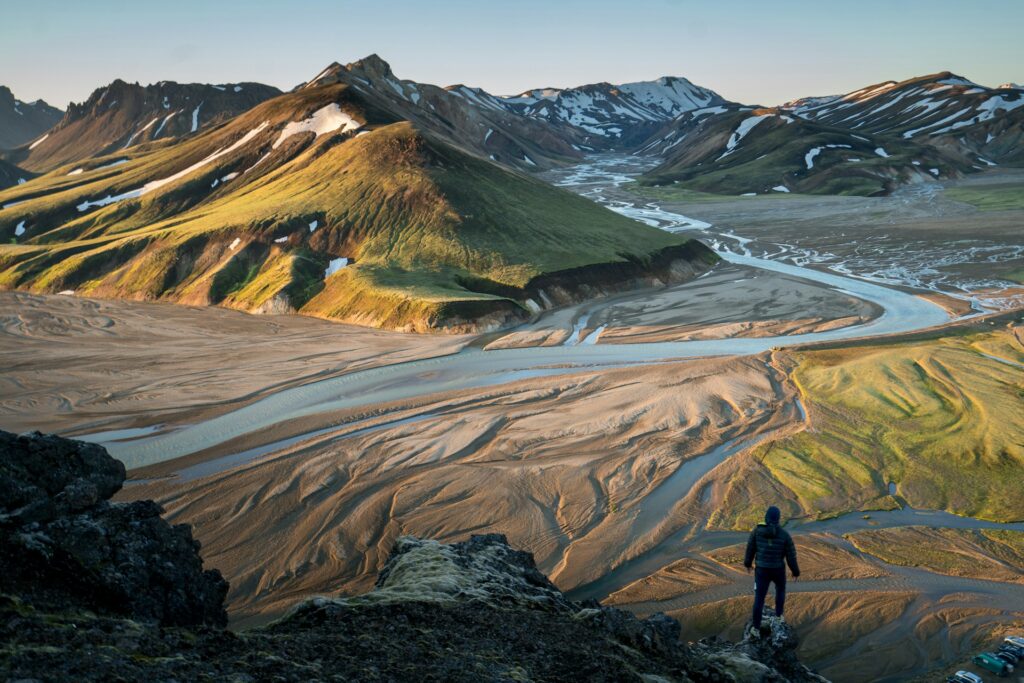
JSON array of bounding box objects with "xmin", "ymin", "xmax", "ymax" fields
[{"xmin": 746, "ymin": 625, "xmax": 762, "ymax": 640}]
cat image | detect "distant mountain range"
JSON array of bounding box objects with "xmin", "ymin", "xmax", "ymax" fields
[
  {"xmin": 638, "ymin": 104, "xmax": 970, "ymax": 196},
  {"xmin": 1, "ymin": 58, "xmax": 1020, "ymax": 330},
  {"xmin": 3, "ymin": 63, "xmax": 1019, "ymax": 188},
  {"xmin": 784, "ymin": 72, "xmax": 1023, "ymax": 164},
  {"xmin": 636, "ymin": 71, "xmax": 1022, "ymax": 194}
]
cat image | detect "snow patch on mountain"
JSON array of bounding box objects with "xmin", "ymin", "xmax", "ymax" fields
[
  {"xmin": 719, "ymin": 114, "xmax": 772, "ymax": 158},
  {"xmin": 803, "ymin": 144, "xmax": 850, "ymax": 169},
  {"xmin": 691, "ymin": 105, "xmax": 728, "ymax": 119},
  {"xmin": 937, "ymin": 76, "xmax": 978, "ymax": 87},
  {"xmin": 97, "ymin": 158, "xmax": 129, "ymax": 170},
  {"xmin": 805, "ymin": 147, "xmax": 822, "ymax": 169},
  {"xmin": 123, "ymin": 117, "xmax": 160, "ymax": 148},
  {"xmin": 324, "ymin": 257, "xmax": 349, "ymax": 277},
  {"xmin": 154, "ymin": 110, "xmax": 179, "ymax": 137},
  {"xmin": 273, "ymin": 104, "xmax": 361, "ymax": 149}
]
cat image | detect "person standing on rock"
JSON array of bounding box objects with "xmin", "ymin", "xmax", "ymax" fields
[{"xmin": 743, "ymin": 505, "xmax": 800, "ymax": 635}]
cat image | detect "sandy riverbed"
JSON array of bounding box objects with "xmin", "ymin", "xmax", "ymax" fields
[{"xmin": 0, "ymin": 291, "xmax": 470, "ymax": 435}]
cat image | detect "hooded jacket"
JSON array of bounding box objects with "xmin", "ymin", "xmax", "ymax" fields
[{"xmin": 744, "ymin": 508, "xmax": 800, "ymax": 574}]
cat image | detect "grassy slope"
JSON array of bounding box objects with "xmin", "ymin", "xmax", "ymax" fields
[
  {"xmin": 945, "ymin": 183, "xmax": 1024, "ymax": 211},
  {"xmin": 847, "ymin": 527, "xmax": 1024, "ymax": 582},
  {"xmin": 712, "ymin": 326, "xmax": 1024, "ymax": 530}
]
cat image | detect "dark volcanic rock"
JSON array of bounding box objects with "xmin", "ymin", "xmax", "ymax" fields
[
  {"xmin": 0, "ymin": 430, "xmax": 228, "ymax": 627},
  {"xmin": 0, "ymin": 431, "xmax": 828, "ymax": 682}
]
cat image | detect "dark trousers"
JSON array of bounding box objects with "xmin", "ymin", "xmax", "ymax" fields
[{"xmin": 752, "ymin": 566, "xmax": 787, "ymax": 628}]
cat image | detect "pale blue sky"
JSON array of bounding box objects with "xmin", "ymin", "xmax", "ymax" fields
[{"xmin": 2, "ymin": 0, "xmax": 1021, "ymax": 109}]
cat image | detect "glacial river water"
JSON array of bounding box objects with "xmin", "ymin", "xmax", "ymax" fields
[{"xmin": 103, "ymin": 158, "xmax": 952, "ymax": 468}]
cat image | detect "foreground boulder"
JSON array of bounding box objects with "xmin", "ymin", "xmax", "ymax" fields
[
  {"xmin": 0, "ymin": 430, "xmax": 228, "ymax": 626},
  {"xmin": 0, "ymin": 430, "xmax": 827, "ymax": 682}
]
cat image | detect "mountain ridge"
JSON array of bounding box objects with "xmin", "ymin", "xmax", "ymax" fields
[
  {"xmin": 782, "ymin": 71, "xmax": 1024, "ymax": 165},
  {"xmin": 5, "ymin": 79, "xmax": 283, "ymax": 172}
]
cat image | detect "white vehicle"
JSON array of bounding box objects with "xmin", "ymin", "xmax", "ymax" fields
[
  {"xmin": 946, "ymin": 671, "xmax": 983, "ymax": 683},
  {"xmin": 1006, "ymin": 635, "xmax": 1024, "ymax": 649}
]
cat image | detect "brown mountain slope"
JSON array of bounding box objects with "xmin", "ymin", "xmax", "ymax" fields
[{"xmin": 6, "ymin": 79, "xmax": 281, "ymax": 172}]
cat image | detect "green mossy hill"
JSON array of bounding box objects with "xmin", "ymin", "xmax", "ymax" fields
[
  {"xmin": 712, "ymin": 324, "xmax": 1024, "ymax": 530},
  {"xmin": 640, "ymin": 108, "xmax": 970, "ymax": 196},
  {"xmin": 0, "ymin": 97, "xmax": 715, "ymax": 331},
  {"xmin": 946, "ymin": 182, "xmax": 1024, "ymax": 211}
]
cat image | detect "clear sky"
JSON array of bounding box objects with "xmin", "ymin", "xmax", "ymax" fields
[{"xmin": 2, "ymin": 0, "xmax": 1022, "ymax": 110}]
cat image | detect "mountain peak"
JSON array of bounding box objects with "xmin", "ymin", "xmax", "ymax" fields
[
  {"xmin": 302, "ymin": 55, "xmax": 397, "ymax": 90},
  {"xmin": 346, "ymin": 53, "xmax": 395, "ymax": 78}
]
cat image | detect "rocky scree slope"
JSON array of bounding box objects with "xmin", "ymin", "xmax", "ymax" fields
[
  {"xmin": 5, "ymin": 79, "xmax": 282, "ymax": 173},
  {"xmin": 0, "ymin": 61, "xmax": 717, "ymax": 333},
  {"xmin": 1, "ymin": 430, "xmax": 827, "ymax": 682},
  {"xmin": 0, "ymin": 85, "xmax": 62, "ymax": 150}
]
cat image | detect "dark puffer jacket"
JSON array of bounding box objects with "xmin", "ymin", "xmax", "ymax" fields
[{"xmin": 744, "ymin": 523, "xmax": 800, "ymax": 575}]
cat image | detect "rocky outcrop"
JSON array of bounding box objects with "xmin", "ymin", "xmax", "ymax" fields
[
  {"xmin": 0, "ymin": 430, "xmax": 228, "ymax": 627},
  {"xmin": 696, "ymin": 611, "xmax": 830, "ymax": 683},
  {"xmin": 1, "ymin": 431, "xmax": 827, "ymax": 682}
]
